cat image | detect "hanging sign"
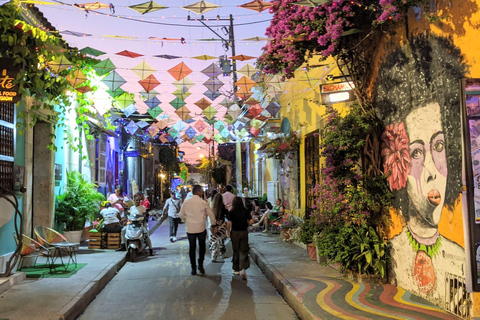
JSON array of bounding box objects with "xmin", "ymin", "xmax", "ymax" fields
[
  {"xmin": 321, "ymin": 81, "xmax": 355, "ymax": 104},
  {"xmin": 124, "ymin": 150, "xmax": 140, "ymax": 157},
  {"xmin": 0, "ymin": 58, "xmax": 21, "ymax": 103}
]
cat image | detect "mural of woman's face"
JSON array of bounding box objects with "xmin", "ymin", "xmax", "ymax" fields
[{"xmin": 405, "ymin": 102, "xmax": 447, "ymax": 229}]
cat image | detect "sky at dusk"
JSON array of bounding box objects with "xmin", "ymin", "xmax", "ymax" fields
[{"xmin": 26, "ymin": 0, "xmax": 274, "ymax": 162}]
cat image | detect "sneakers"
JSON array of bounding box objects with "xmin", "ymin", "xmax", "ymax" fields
[
  {"xmin": 172, "ymin": 236, "xmax": 177, "ymax": 242},
  {"xmin": 240, "ymin": 269, "xmax": 247, "ymax": 280},
  {"xmin": 116, "ymin": 244, "xmax": 126, "ymax": 251},
  {"xmin": 170, "ymin": 237, "xmax": 174, "ymax": 243},
  {"xmin": 262, "ymin": 229, "xmax": 268, "ymax": 233},
  {"xmin": 198, "ymin": 266, "xmax": 205, "ymax": 274}
]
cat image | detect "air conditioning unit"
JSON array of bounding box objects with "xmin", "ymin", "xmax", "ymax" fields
[{"xmin": 267, "ymin": 181, "xmax": 279, "ymax": 205}]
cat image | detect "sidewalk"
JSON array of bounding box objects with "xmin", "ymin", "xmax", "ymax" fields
[
  {"xmin": 249, "ymin": 232, "xmax": 460, "ymax": 320},
  {"xmin": 0, "ymin": 218, "xmax": 164, "ymax": 320}
]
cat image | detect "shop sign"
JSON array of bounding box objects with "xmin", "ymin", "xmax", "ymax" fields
[
  {"xmin": 321, "ymin": 81, "xmax": 355, "ymax": 104},
  {"xmin": 124, "ymin": 150, "xmax": 140, "ymax": 157},
  {"xmin": 0, "ymin": 58, "xmax": 21, "ymax": 103}
]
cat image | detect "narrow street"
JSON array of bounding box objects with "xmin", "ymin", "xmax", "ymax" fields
[{"xmin": 79, "ymin": 222, "xmax": 298, "ymax": 320}]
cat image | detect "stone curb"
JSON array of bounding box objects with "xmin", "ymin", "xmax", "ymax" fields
[
  {"xmin": 58, "ymin": 218, "xmax": 163, "ymax": 320},
  {"xmin": 249, "ymin": 246, "xmax": 317, "ymax": 320}
]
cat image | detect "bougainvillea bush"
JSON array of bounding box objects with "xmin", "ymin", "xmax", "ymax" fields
[{"xmin": 259, "ymin": 0, "xmax": 427, "ymax": 78}]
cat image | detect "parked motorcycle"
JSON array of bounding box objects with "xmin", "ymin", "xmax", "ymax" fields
[{"xmin": 125, "ymin": 214, "xmax": 150, "ymax": 262}]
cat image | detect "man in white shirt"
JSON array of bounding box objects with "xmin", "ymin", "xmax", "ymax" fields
[
  {"xmin": 222, "ymin": 185, "xmax": 236, "ymax": 211},
  {"xmin": 180, "ymin": 185, "xmax": 216, "ymax": 275},
  {"xmin": 163, "ymin": 191, "xmax": 182, "ymax": 242}
]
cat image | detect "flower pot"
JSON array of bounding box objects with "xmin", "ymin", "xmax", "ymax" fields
[
  {"xmin": 307, "ymin": 243, "xmax": 316, "ymax": 260},
  {"xmin": 280, "ymin": 229, "xmax": 291, "ymax": 241},
  {"xmin": 63, "ymin": 230, "xmax": 82, "ymax": 244}
]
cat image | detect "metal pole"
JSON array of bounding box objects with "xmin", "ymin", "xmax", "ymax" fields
[{"xmin": 229, "ymin": 14, "xmax": 238, "ymax": 87}]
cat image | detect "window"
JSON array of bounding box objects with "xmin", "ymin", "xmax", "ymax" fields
[
  {"xmin": 304, "ymin": 131, "xmax": 320, "ymax": 218},
  {"xmin": 0, "ymin": 102, "xmax": 15, "ymax": 190}
]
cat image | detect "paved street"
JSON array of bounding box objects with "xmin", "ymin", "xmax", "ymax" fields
[{"xmin": 79, "ymin": 221, "xmax": 298, "ymax": 320}]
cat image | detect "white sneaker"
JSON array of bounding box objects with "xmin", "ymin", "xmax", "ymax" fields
[
  {"xmin": 172, "ymin": 236, "xmax": 177, "ymax": 242},
  {"xmin": 169, "ymin": 237, "xmax": 173, "ymax": 242},
  {"xmin": 240, "ymin": 269, "xmax": 247, "ymax": 280},
  {"xmin": 262, "ymin": 229, "xmax": 268, "ymax": 233}
]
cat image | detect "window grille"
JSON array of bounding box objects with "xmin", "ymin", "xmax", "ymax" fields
[
  {"xmin": 0, "ymin": 102, "xmax": 15, "ymax": 190},
  {"xmin": 445, "ymin": 273, "xmax": 472, "ymax": 319}
]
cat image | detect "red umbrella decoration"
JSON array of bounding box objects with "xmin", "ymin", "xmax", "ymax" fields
[
  {"xmin": 168, "ymin": 62, "xmax": 192, "ymax": 81},
  {"xmin": 139, "ymin": 74, "xmax": 160, "ymax": 93}
]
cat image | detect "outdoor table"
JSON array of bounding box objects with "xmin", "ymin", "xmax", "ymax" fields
[{"xmin": 50, "ymin": 242, "xmax": 79, "ymax": 269}]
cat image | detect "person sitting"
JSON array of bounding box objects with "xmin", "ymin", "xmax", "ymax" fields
[
  {"xmin": 108, "ymin": 187, "xmax": 129, "ymax": 219},
  {"xmin": 252, "ymin": 199, "xmax": 284, "ymax": 233},
  {"xmin": 250, "ymin": 199, "xmax": 261, "ymax": 223},
  {"xmin": 99, "ymin": 202, "xmax": 123, "ymax": 233}
]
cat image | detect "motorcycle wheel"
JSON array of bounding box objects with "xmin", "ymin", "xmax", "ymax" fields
[{"xmin": 128, "ymin": 247, "xmax": 136, "ymax": 262}]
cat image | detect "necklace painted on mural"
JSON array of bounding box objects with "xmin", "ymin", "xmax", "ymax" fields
[{"xmin": 406, "ymin": 226, "xmax": 442, "ymax": 258}]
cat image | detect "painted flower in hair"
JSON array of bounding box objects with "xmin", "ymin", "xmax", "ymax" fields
[{"xmin": 381, "ymin": 122, "xmax": 411, "ymax": 191}]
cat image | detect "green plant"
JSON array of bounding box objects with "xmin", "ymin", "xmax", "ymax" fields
[
  {"xmin": 55, "ymin": 171, "xmax": 105, "ymax": 231},
  {"xmin": 279, "ymin": 215, "xmax": 302, "ymax": 231},
  {"xmin": 258, "ymin": 193, "xmax": 268, "ymax": 208},
  {"xmin": 299, "ymin": 218, "xmax": 321, "ymax": 244}
]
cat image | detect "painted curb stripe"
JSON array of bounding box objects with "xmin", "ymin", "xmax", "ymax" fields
[
  {"xmin": 393, "ymin": 288, "xmax": 459, "ymax": 319},
  {"xmin": 317, "ymin": 279, "xmax": 369, "ymax": 320},
  {"xmin": 402, "ymin": 290, "xmax": 442, "ymax": 310},
  {"xmin": 348, "ymin": 283, "xmax": 409, "ymax": 320}
]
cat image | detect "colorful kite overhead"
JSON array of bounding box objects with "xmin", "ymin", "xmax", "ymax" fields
[
  {"xmin": 203, "ymin": 78, "xmax": 224, "ymax": 93},
  {"xmin": 154, "ymin": 54, "xmax": 181, "ymax": 59},
  {"xmin": 266, "ymin": 101, "xmax": 281, "ymax": 117},
  {"xmin": 238, "ymin": 0, "xmax": 273, "ymax": 12},
  {"xmin": 125, "ymin": 120, "xmax": 139, "ymax": 134},
  {"xmin": 76, "ymin": 85, "xmax": 93, "ymax": 94},
  {"xmin": 202, "ymin": 105, "xmax": 218, "ymax": 120},
  {"xmin": 48, "ymin": 55, "xmax": 72, "ymax": 73},
  {"xmin": 73, "ymin": 1, "xmax": 113, "ymax": 12},
  {"xmin": 175, "ymin": 106, "xmax": 192, "ymax": 121},
  {"xmin": 237, "ymin": 64, "xmax": 259, "ymax": 78},
  {"xmin": 147, "ymin": 106, "xmax": 162, "ymax": 118},
  {"xmin": 194, "ymin": 97, "xmax": 211, "ymax": 110},
  {"xmin": 116, "ymin": 50, "xmax": 143, "ymax": 58},
  {"xmin": 138, "ymin": 74, "xmax": 160, "ymax": 93},
  {"xmin": 169, "ymin": 97, "xmax": 186, "ymax": 110},
  {"xmin": 235, "ymin": 76, "xmax": 257, "ymax": 91},
  {"xmin": 94, "ymin": 58, "xmax": 116, "ymax": 76},
  {"xmin": 181, "ymin": 0, "xmax": 220, "ymax": 14},
  {"xmin": 172, "ymin": 89, "xmax": 192, "ymax": 100},
  {"xmin": 172, "ymin": 120, "xmax": 187, "ymax": 132},
  {"xmin": 203, "ymin": 90, "xmax": 221, "ymax": 101},
  {"xmin": 122, "ymin": 104, "xmax": 138, "ymax": 117},
  {"xmin": 192, "ymin": 54, "xmax": 217, "ymax": 60},
  {"xmin": 168, "ymin": 62, "xmax": 192, "ymax": 81},
  {"xmin": 66, "ymin": 69, "xmax": 87, "ymax": 87},
  {"xmin": 185, "ymin": 126, "xmax": 197, "ymax": 139},
  {"xmin": 229, "ymin": 54, "xmax": 256, "ymax": 61},
  {"xmin": 80, "ymin": 46, "xmax": 105, "ymax": 56},
  {"xmin": 294, "ymin": 0, "xmax": 331, "ymax": 7},
  {"xmin": 140, "ymin": 89, "xmax": 159, "ymax": 101},
  {"xmin": 132, "ymin": 60, "xmax": 156, "ymax": 80},
  {"xmin": 115, "ymin": 92, "xmax": 135, "ymax": 109},
  {"xmin": 173, "ymin": 77, "xmax": 195, "ymax": 90},
  {"xmin": 218, "ymin": 97, "xmax": 235, "ymax": 108},
  {"xmin": 144, "ymin": 96, "xmax": 161, "ymax": 109},
  {"xmin": 194, "ymin": 119, "xmax": 207, "ymax": 132},
  {"xmin": 107, "ymin": 87, "xmax": 126, "ymax": 98},
  {"xmin": 128, "ymin": 0, "xmax": 167, "ymax": 14},
  {"xmin": 102, "ymin": 71, "xmax": 126, "ymax": 92},
  {"xmin": 201, "ymin": 63, "xmax": 223, "ymax": 79}
]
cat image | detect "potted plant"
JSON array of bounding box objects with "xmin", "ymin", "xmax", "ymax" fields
[
  {"xmin": 55, "ymin": 171, "xmax": 105, "ymax": 243},
  {"xmin": 300, "ymin": 218, "xmax": 321, "ymax": 260},
  {"xmin": 279, "ymin": 215, "xmax": 301, "ymax": 241}
]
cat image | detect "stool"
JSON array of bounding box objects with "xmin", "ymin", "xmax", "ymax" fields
[
  {"xmin": 88, "ymin": 232, "xmax": 103, "ymax": 249},
  {"xmin": 106, "ymin": 233, "xmax": 121, "ymax": 249}
]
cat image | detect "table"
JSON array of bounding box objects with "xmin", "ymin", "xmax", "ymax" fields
[{"xmin": 50, "ymin": 242, "xmax": 79, "ymax": 269}]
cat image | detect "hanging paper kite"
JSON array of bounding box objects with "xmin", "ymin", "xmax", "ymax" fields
[
  {"xmin": 48, "ymin": 55, "xmax": 72, "ymax": 73},
  {"xmin": 203, "ymin": 78, "xmax": 224, "ymax": 93},
  {"xmin": 155, "ymin": 119, "xmax": 169, "ymax": 129},
  {"xmin": 122, "ymin": 104, "xmax": 137, "ymax": 117},
  {"xmin": 201, "ymin": 63, "xmax": 223, "ymax": 79},
  {"xmin": 144, "ymin": 96, "xmax": 161, "ymax": 109},
  {"xmin": 195, "ymin": 97, "xmax": 211, "ymax": 110},
  {"xmin": 244, "ymin": 98, "xmax": 259, "ymax": 105},
  {"xmin": 139, "ymin": 74, "xmax": 160, "ymax": 93},
  {"xmin": 223, "ymin": 114, "xmax": 234, "ymax": 125},
  {"xmin": 132, "ymin": 60, "xmax": 156, "ymax": 80},
  {"xmin": 169, "ymin": 128, "xmax": 179, "ymax": 139},
  {"xmin": 192, "ymin": 54, "xmax": 217, "ymax": 60},
  {"xmin": 237, "ymin": 64, "xmax": 259, "ymax": 78},
  {"xmin": 294, "ymin": 0, "xmax": 331, "ymax": 7},
  {"xmin": 125, "ymin": 120, "xmax": 139, "ymax": 134},
  {"xmin": 172, "ymin": 89, "xmax": 191, "ymax": 100},
  {"xmin": 147, "ymin": 106, "xmax": 162, "ymax": 119},
  {"xmin": 136, "ymin": 120, "xmax": 150, "ymax": 128},
  {"xmin": 148, "ymin": 126, "xmax": 159, "ymax": 137},
  {"xmin": 80, "ymin": 46, "xmax": 105, "ymax": 56},
  {"xmin": 185, "ymin": 126, "xmax": 197, "ymax": 139},
  {"xmin": 248, "ymin": 104, "xmax": 263, "ymax": 118},
  {"xmin": 76, "ymin": 85, "xmax": 93, "ymax": 94},
  {"xmin": 238, "ymin": 0, "xmax": 273, "ymax": 12},
  {"xmin": 157, "ymin": 114, "xmax": 170, "ymax": 121},
  {"xmin": 128, "ymin": 0, "xmax": 167, "ymax": 14},
  {"xmin": 235, "ymin": 90, "xmax": 253, "ymax": 101},
  {"xmin": 94, "ymin": 58, "xmax": 116, "ymax": 77},
  {"xmin": 229, "ymin": 54, "xmax": 256, "ymax": 61},
  {"xmin": 250, "ymin": 126, "xmax": 261, "ymax": 137},
  {"xmin": 220, "ymin": 127, "xmax": 231, "ymax": 139},
  {"xmin": 203, "ymin": 105, "xmax": 217, "ymax": 120},
  {"xmin": 195, "ymin": 134, "xmax": 204, "ymax": 143},
  {"xmin": 169, "ymin": 97, "xmax": 186, "ymax": 110},
  {"xmin": 218, "ymin": 97, "xmax": 235, "ymax": 108},
  {"xmin": 140, "ymin": 89, "xmax": 159, "ymax": 101},
  {"xmin": 185, "ymin": 118, "xmax": 196, "ymax": 124},
  {"xmin": 214, "ymin": 120, "xmax": 225, "ymax": 132},
  {"xmin": 73, "ymin": 2, "xmax": 114, "ymax": 12},
  {"xmin": 227, "ymin": 104, "xmax": 242, "ymax": 119},
  {"xmin": 66, "ymin": 69, "xmax": 87, "ymax": 88},
  {"xmin": 154, "ymin": 54, "xmax": 181, "ymax": 59},
  {"xmin": 194, "ymin": 120, "xmax": 206, "ymax": 132},
  {"xmin": 241, "ymin": 36, "xmax": 269, "ymax": 41},
  {"xmin": 102, "ymin": 71, "xmax": 125, "ymax": 91},
  {"xmin": 203, "ymin": 90, "xmax": 220, "ymax": 101},
  {"xmin": 267, "ymin": 74, "xmax": 286, "ymax": 90},
  {"xmin": 181, "ymin": 0, "xmax": 220, "ymax": 14},
  {"xmin": 235, "ymin": 76, "xmax": 256, "ymax": 92},
  {"xmin": 168, "ymin": 62, "xmax": 192, "ymax": 81},
  {"xmin": 116, "ymin": 50, "xmax": 143, "ymax": 58},
  {"xmin": 173, "ymin": 77, "xmax": 195, "ymax": 90},
  {"xmin": 172, "ymin": 121, "xmax": 187, "ymax": 132},
  {"xmin": 251, "ymin": 119, "xmax": 263, "ymax": 129},
  {"xmin": 115, "ymin": 92, "xmax": 135, "ymax": 109},
  {"xmin": 107, "ymin": 87, "xmax": 126, "ymax": 98},
  {"xmin": 266, "ymin": 101, "xmax": 281, "ymax": 117},
  {"xmin": 175, "ymin": 106, "xmax": 192, "ymax": 121}
]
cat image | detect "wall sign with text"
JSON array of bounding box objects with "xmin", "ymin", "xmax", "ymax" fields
[
  {"xmin": 0, "ymin": 58, "xmax": 21, "ymax": 103},
  {"xmin": 320, "ymin": 81, "xmax": 355, "ymax": 104}
]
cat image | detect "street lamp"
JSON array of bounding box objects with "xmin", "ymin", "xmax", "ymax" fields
[{"xmin": 160, "ymin": 173, "xmax": 166, "ymax": 203}]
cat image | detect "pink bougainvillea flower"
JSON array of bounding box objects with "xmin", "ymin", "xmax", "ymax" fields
[{"xmin": 381, "ymin": 122, "xmax": 411, "ymax": 191}]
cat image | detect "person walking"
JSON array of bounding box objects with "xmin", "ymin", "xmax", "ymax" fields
[
  {"xmin": 227, "ymin": 197, "xmax": 253, "ymax": 280},
  {"xmin": 222, "ymin": 185, "xmax": 235, "ymax": 211},
  {"xmin": 179, "ymin": 185, "xmax": 216, "ymax": 275},
  {"xmin": 163, "ymin": 191, "xmax": 182, "ymax": 242},
  {"xmin": 209, "ymin": 193, "xmax": 228, "ymax": 262}
]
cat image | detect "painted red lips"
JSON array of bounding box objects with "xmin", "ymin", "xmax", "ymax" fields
[{"xmin": 428, "ymin": 189, "xmax": 441, "ymax": 206}]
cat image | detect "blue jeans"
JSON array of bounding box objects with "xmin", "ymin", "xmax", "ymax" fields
[{"xmin": 169, "ymin": 217, "xmax": 181, "ymax": 237}]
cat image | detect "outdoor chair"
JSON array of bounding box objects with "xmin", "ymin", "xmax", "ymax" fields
[
  {"xmin": 269, "ymin": 214, "xmax": 290, "ymax": 234},
  {"xmin": 34, "ymin": 226, "xmax": 79, "ymax": 269},
  {"xmin": 13, "ymin": 233, "xmax": 54, "ymax": 272}
]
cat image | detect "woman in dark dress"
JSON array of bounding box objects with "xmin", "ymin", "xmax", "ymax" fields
[{"xmin": 227, "ymin": 197, "xmax": 253, "ymax": 280}]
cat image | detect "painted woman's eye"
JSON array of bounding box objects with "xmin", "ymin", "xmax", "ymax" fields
[
  {"xmin": 433, "ymin": 140, "xmax": 444, "ymax": 152},
  {"xmin": 411, "ymin": 148, "xmax": 423, "ymax": 159}
]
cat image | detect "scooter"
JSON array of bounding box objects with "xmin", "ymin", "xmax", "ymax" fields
[{"xmin": 125, "ymin": 213, "xmax": 150, "ymax": 262}]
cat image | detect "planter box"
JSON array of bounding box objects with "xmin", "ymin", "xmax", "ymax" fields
[
  {"xmin": 307, "ymin": 243, "xmax": 316, "ymax": 260},
  {"xmin": 106, "ymin": 233, "xmax": 121, "ymax": 249}
]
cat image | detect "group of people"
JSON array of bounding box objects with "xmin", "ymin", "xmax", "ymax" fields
[{"xmin": 99, "ymin": 184, "xmax": 285, "ymax": 280}]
